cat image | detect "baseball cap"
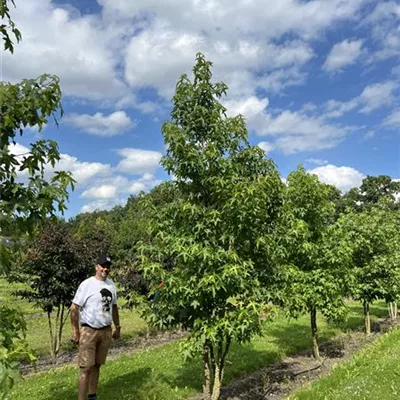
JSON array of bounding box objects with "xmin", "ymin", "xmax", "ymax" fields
[{"xmin": 97, "ymin": 255, "xmax": 112, "ymax": 266}]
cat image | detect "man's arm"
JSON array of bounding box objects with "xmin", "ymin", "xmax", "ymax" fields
[
  {"xmin": 70, "ymin": 303, "xmax": 80, "ymax": 344},
  {"xmin": 112, "ymin": 304, "xmax": 121, "ymax": 340}
]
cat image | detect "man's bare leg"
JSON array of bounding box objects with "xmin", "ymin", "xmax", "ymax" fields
[
  {"xmin": 88, "ymin": 364, "xmax": 101, "ymax": 395},
  {"xmin": 78, "ymin": 367, "xmax": 92, "ymax": 400}
]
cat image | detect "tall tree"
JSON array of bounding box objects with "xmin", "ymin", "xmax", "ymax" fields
[
  {"xmin": 336, "ymin": 202, "xmax": 400, "ymax": 334},
  {"xmin": 341, "ymin": 175, "xmax": 400, "ymax": 212},
  {"xmin": 136, "ymin": 53, "xmax": 284, "ymax": 400},
  {"xmin": 0, "ymin": 0, "xmax": 73, "ymax": 393},
  {"xmin": 279, "ymin": 167, "xmax": 347, "ymax": 359}
]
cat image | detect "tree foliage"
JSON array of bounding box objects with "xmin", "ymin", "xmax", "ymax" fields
[
  {"xmin": 278, "ymin": 167, "xmax": 347, "ymax": 359},
  {"xmin": 0, "ymin": 0, "xmax": 21, "ymax": 53},
  {"xmin": 12, "ymin": 221, "xmax": 93, "ymax": 359},
  {"xmin": 0, "ymin": 0, "xmax": 74, "ymax": 392},
  {"xmin": 135, "ymin": 53, "xmax": 284, "ymax": 400},
  {"xmin": 336, "ymin": 201, "xmax": 400, "ymax": 333}
]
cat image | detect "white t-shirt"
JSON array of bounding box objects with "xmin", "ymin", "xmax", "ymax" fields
[{"xmin": 72, "ymin": 277, "xmax": 118, "ymax": 329}]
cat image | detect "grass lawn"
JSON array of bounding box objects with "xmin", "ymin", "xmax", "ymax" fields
[
  {"xmin": 290, "ymin": 326, "xmax": 400, "ymax": 400},
  {"xmin": 8, "ymin": 301, "xmax": 388, "ymax": 400},
  {"xmin": 0, "ymin": 278, "xmax": 149, "ymax": 356}
]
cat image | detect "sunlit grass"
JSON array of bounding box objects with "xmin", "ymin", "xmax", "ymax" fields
[{"xmin": 8, "ymin": 301, "xmax": 387, "ymax": 400}]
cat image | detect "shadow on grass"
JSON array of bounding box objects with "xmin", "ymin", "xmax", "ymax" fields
[
  {"xmin": 38, "ymin": 368, "xmax": 155, "ymax": 400},
  {"xmin": 171, "ymin": 345, "xmax": 279, "ymax": 394}
]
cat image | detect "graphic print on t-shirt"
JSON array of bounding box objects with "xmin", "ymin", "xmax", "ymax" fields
[{"xmin": 100, "ymin": 288, "xmax": 113, "ymax": 313}]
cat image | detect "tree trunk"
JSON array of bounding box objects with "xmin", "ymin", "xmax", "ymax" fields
[
  {"xmin": 310, "ymin": 306, "xmax": 320, "ymax": 359},
  {"xmin": 203, "ymin": 337, "xmax": 231, "ymax": 400},
  {"xmin": 395, "ymin": 302, "xmax": 398, "ymax": 319},
  {"xmin": 363, "ymin": 300, "xmax": 371, "ymax": 334},
  {"xmin": 47, "ymin": 311, "xmax": 55, "ymax": 360},
  {"xmin": 203, "ymin": 341, "xmax": 212, "ymax": 400}
]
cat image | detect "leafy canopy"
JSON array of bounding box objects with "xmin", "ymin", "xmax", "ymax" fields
[{"xmin": 137, "ymin": 53, "xmax": 284, "ymax": 351}]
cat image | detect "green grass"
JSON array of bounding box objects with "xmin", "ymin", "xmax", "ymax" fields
[
  {"xmin": 0, "ymin": 278, "xmax": 39, "ymax": 315},
  {"xmin": 25, "ymin": 308, "xmax": 148, "ymax": 356},
  {"xmin": 0, "ymin": 278, "xmax": 149, "ymax": 356},
  {"xmin": 8, "ymin": 302, "xmax": 388, "ymax": 400},
  {"xmin": 290, "ymin": 327, "xmax": 400, "ymax": 400}
]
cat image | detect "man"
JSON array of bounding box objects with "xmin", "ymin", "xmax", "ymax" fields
[{"xmin": 71, "ymin": 255, "xmax": 121, "ymax": 400}]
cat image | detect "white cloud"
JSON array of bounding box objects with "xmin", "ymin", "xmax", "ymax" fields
[
  {"xmin": 79, "ymin": 173, "xmax": 161, "ymax": 211},
  {"xmin": 81, "ymin": 184, "xmax": 117, "ymax": 199},
  {"xmin": 358, "ymin": 82, "xmax": 398, "ymax": 113},
  {"xmin": 257, "ymin": 142, "xmax": 275, "ymax": 154},
  {"xmin": 309, "ymin": 164, "xmax": 365, "ymax": 192},
  {"xmin": 7, "ymin": 143, "xmax": 111, "ymax": 185},
  {"xmin": 124, "ymin": 20, "xmax": 314, "ymax": 98},
  {"xmin": 100, "ymin": 0, "xmax": 366, "ymax": 40},
  {"xmin": 323, "ymin": 39, "xmax": 364, "ymax": 72},
  {"xmin": 65, "ymin": 111, "xmax": 135, "ymax": 136},
  {"xmin": 2, "ymin": 0, "xmax": 130, "ymax": 101},
  {"xmin": 306, "ymin": 158, "xmax": 329, "ymax": 166},
  {"xmin": 129, "ymin": 182, "xmax": 147, "ymax": 194},
  {"xmin": 364, "ymin": 2, "xmax": 400, "ymax": 62},
  {"xmin": 225, "ymin": 96, "xmax": 352, "ymax": 154},
  {"xmin": 1, "ymin": 0, "xmax": 370, "ymax": 109},
  {"xmin": 324, "ymin": 81, "xmax": 398, "ymax": 117},
  {"xmin": 80, "ymin": 199, "xmax": 124, "ymax": 213},
  {"xmin": 116, "ymin": 148, "xmax": 163, "ymax": 174},
  {"xmin": 383, "ymin": 109, "xmax": 400, "ymax": 128},
  {"xmin": 56, "ymin": 154, "xmax": 111, "ymax": 186}
]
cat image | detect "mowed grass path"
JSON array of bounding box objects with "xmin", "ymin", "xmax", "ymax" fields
[
  {"xmin": 8, "ymin": 302, "xmax": 387, "ymax": 400},
  {"xmin": 290, "ymin": 326, "xmax": 400, "ymax": 400}
]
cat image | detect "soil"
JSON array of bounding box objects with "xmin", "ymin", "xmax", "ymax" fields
[{"xmin": 20, "ymin": 328, "xmax": 188, "ymax": 375}]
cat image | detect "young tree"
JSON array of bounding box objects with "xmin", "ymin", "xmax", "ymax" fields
[
  {"xmin": 278, "ymin": 167, "xmax": 347, "ymax": 359},
  {"xmin": 13, "ymin": 221, "xmax": 92, "ymax": 360},
  {"xmin": 136, "ymin": 53, "xmax": 284, "ymax": 399},
  {"xmin": 336, "ymin": 202, "xmax": 400, "ymax": 334},
  {"xmin": 0, "ymin": 0, "xmax": 74, "ymax": 393}
]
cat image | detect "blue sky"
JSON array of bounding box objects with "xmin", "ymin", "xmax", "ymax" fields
[{"xmin": 3, "ymin": 0, "xmax": 400, "ymax": 218}]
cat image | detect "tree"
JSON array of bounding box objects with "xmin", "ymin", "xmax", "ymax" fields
[
  {"xmin": 341, "ymin": 175, "xmax": 400, "ymax": 212},
  {"xmin": 0, "ymin": 0, "xmax": 74, "ymax": 393},
  {"xmin": 12, "ymin": 221, "xmax": 93, "ymax": 360},
  {"xmin": 111, "ymin": 183, "xmax": 180, "ymax": 299},
  {"xmin": 135, "ymin": 53, "xmax": 284, "ymax": 400},
  {"xmin": 0, "ymin": 0, "xmax": 21, "ymax": 53},
  {"xmin": 278, "ymin": 167, "xmax": 347, "ymax": 359},
  {"xmin": 336, "ymin": 202, "xmax": 400, "ymax": 334}
]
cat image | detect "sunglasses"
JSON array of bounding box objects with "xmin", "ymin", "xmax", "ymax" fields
[{"xmin": 99, "ymin": 264, "xmax": 111, "ymax": 269}]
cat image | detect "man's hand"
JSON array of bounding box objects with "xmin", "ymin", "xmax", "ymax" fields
[
  {"xmin": 71, "ymin": 329, "xmax": 80, "ymax": 345},
  {"xmin": 112, "ymin": 327, "xmax": 121, "ymax": 340}
]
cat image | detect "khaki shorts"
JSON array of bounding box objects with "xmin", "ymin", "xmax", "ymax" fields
[{"xmin": 78, "ymin": 325, "xmax": 112, "ymax": 368}]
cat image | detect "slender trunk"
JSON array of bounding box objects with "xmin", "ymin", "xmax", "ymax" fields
[
  {"xmin": 211, "ymin": 358, "xmax": 221, "ymax": 400},
  {"xmin": 47, "ymin": 311, "xmax": 55, "ymax": 359},
  {"xmin": 310, "ymin": 306, "xmax": 320, "ymax": 359},
  {"xmin": 363, "ymin": 300, "xmax": 371, "ymax": 334},
  {"xmin": 210, "ymin": 337, "xmax": 231, "ymax": 400},
  {"xmin": 388, "ymin": 302, "xmax": 393, "ymax": 319},
  {"xmin": 56, "ymin": 304, "xmax": 65, "ymax": 360},
  {"xmin": 203, "ymin": 341, "xmax": 212, "ymax": 400},
  {"xmin": 52, "ymin": 306, "xmax": 61, "ymax": 362},
  {"xmin": 388, "ymin": 302, "xmax": 396, "ymax": 320}
]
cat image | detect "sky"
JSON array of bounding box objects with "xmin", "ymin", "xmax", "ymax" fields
[{"xmin": 2, "ymin": 0, "xmax": 400, "ymax": 218}]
